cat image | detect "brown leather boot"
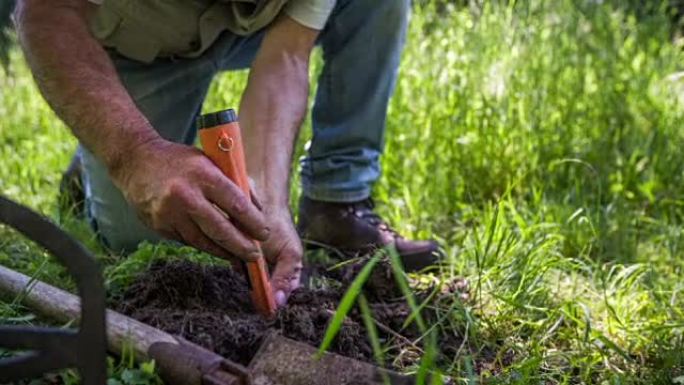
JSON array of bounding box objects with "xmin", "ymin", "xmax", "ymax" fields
[{"xmin": 297, "ymin": 196, "xmax": 442, "ymax": 271}]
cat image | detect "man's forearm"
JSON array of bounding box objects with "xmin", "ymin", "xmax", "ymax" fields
[
  {"xmin": 15, "ymin": 0, "xmax": 160, "ymax": 175},
  {"xmin": 240, "ymin": 16, "xmax": 317, "ymax": 210}
]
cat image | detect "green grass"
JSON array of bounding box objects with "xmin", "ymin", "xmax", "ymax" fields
[{"xmin": 2, "ymin": 0, "xmax": 684, "ymax": 383}]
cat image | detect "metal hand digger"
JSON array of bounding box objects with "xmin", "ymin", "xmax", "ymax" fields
[{"xmin": 0, "ymin": 110, "xmax": 414, "ymax": 384}]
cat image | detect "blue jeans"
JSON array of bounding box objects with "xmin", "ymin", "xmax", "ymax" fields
[{"xmin": 81, "ymin": 0, "xmax": 409, "ymax": 252}]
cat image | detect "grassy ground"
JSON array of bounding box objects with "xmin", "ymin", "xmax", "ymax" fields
[{"xmin": 2, "ymin": 1, "xmax": 684, "ymax": 383}]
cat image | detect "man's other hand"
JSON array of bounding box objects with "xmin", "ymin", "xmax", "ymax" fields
[
  {"xmin": 111, "ymin": 138, "xmax": 270, "ymax": 264},
  {"xmin": 253, "ymin": 197, "xmax": 303, "ymax": 307}
]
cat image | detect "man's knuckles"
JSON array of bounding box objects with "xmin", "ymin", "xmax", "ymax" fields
[{"xmin": 228, "ymin": 193, "xmax": 250, "ymax": 216}]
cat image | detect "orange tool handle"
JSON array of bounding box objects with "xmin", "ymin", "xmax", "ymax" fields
[{"xmin": 198, "ymin": 113, "xmax": 277, "ymax": 319}]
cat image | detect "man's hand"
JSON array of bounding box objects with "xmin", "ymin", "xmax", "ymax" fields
[
  {"xmin": 259, "ymin": 207, "xmax": 303, "ymax": 307},
  {"xmin": 111, "ymin": 138, "xmax": 271, "ymax": 263}
]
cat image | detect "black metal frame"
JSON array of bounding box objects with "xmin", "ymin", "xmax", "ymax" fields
[{"xmin": 0, "ymin": 195, "xmax": 106, "ymax": 384}]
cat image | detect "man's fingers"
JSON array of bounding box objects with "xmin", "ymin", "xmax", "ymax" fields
[
  {"xmin": 190, "ymin": 200, "xmax": 262, "ymax": 262},
  {"xmin": 175, "ymin": 218, "xmax": 240, "ymax": 264},
  {"xmin": 204, "ymin": 174, "xmax": 270, "ymax": 241},
  {"xmin": 269, "ymin": 249, "xmax": 303, "ymax": 307}
]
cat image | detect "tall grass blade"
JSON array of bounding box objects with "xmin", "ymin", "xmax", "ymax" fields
[
  {"xmin": 358, "ymin": 294, "xmax": 390, "ymax": 385},
  {"xmin": 317, "ymin": 253, "xmax": 380, "ymax": 356}
]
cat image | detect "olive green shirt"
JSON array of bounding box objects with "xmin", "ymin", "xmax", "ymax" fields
[{"xmin": 89, "ymin": 0, "xmax": 290, "ymax": 63}]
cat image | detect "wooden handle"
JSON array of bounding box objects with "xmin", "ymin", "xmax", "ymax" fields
[{"xmin": 199, "ymin": 122, "xmax": 277, "ymax": 319}]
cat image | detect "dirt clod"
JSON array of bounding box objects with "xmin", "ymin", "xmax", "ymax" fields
[{"xmin": 111, "ymin": 258, "xmax": 469, "ymax": 368}]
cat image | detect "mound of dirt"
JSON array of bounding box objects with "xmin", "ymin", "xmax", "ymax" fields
[{"xmin": 111, "ymin": 258, "xmax": 468, "ymax": 368}]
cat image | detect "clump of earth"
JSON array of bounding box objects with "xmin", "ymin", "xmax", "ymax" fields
[{"xmin": 111, "ymin": 258, "xmax": 469, "ymax": 368}]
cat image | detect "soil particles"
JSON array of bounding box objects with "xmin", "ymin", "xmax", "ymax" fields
[{"xmin": 111, "ymin": 258, "xmax": 469, "ymax": 369}]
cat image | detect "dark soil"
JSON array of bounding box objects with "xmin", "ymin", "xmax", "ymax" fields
[{"xmin": 111, "ymin": 258, "xmax": 469, "ymax": 368}]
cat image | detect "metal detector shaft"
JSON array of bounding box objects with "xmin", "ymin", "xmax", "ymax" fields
[{"xmin": 0, "ymin": 265, "xmax": 251, "ymax": 385}]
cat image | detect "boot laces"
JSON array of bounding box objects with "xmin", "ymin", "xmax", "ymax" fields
[{"xmin": 348, "ymin": 198, "xmax": 400, "ymax": 237}]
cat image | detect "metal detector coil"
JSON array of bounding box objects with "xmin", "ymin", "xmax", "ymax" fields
[{"xmin": 0, "ymin": 195, "xmax": 107, "ymax": 384}]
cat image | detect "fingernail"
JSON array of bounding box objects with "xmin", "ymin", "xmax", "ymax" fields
[
  {"xmin": 275, "ymin": 290, "xmax": 287, "ymax": 307},
  {"xmin": 261, "ymin": 227, "xmax": 271, "ymax": 240},
  {"xmin": 247, "ymin": 250, "xmax": 262, "ymax": 261}
]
